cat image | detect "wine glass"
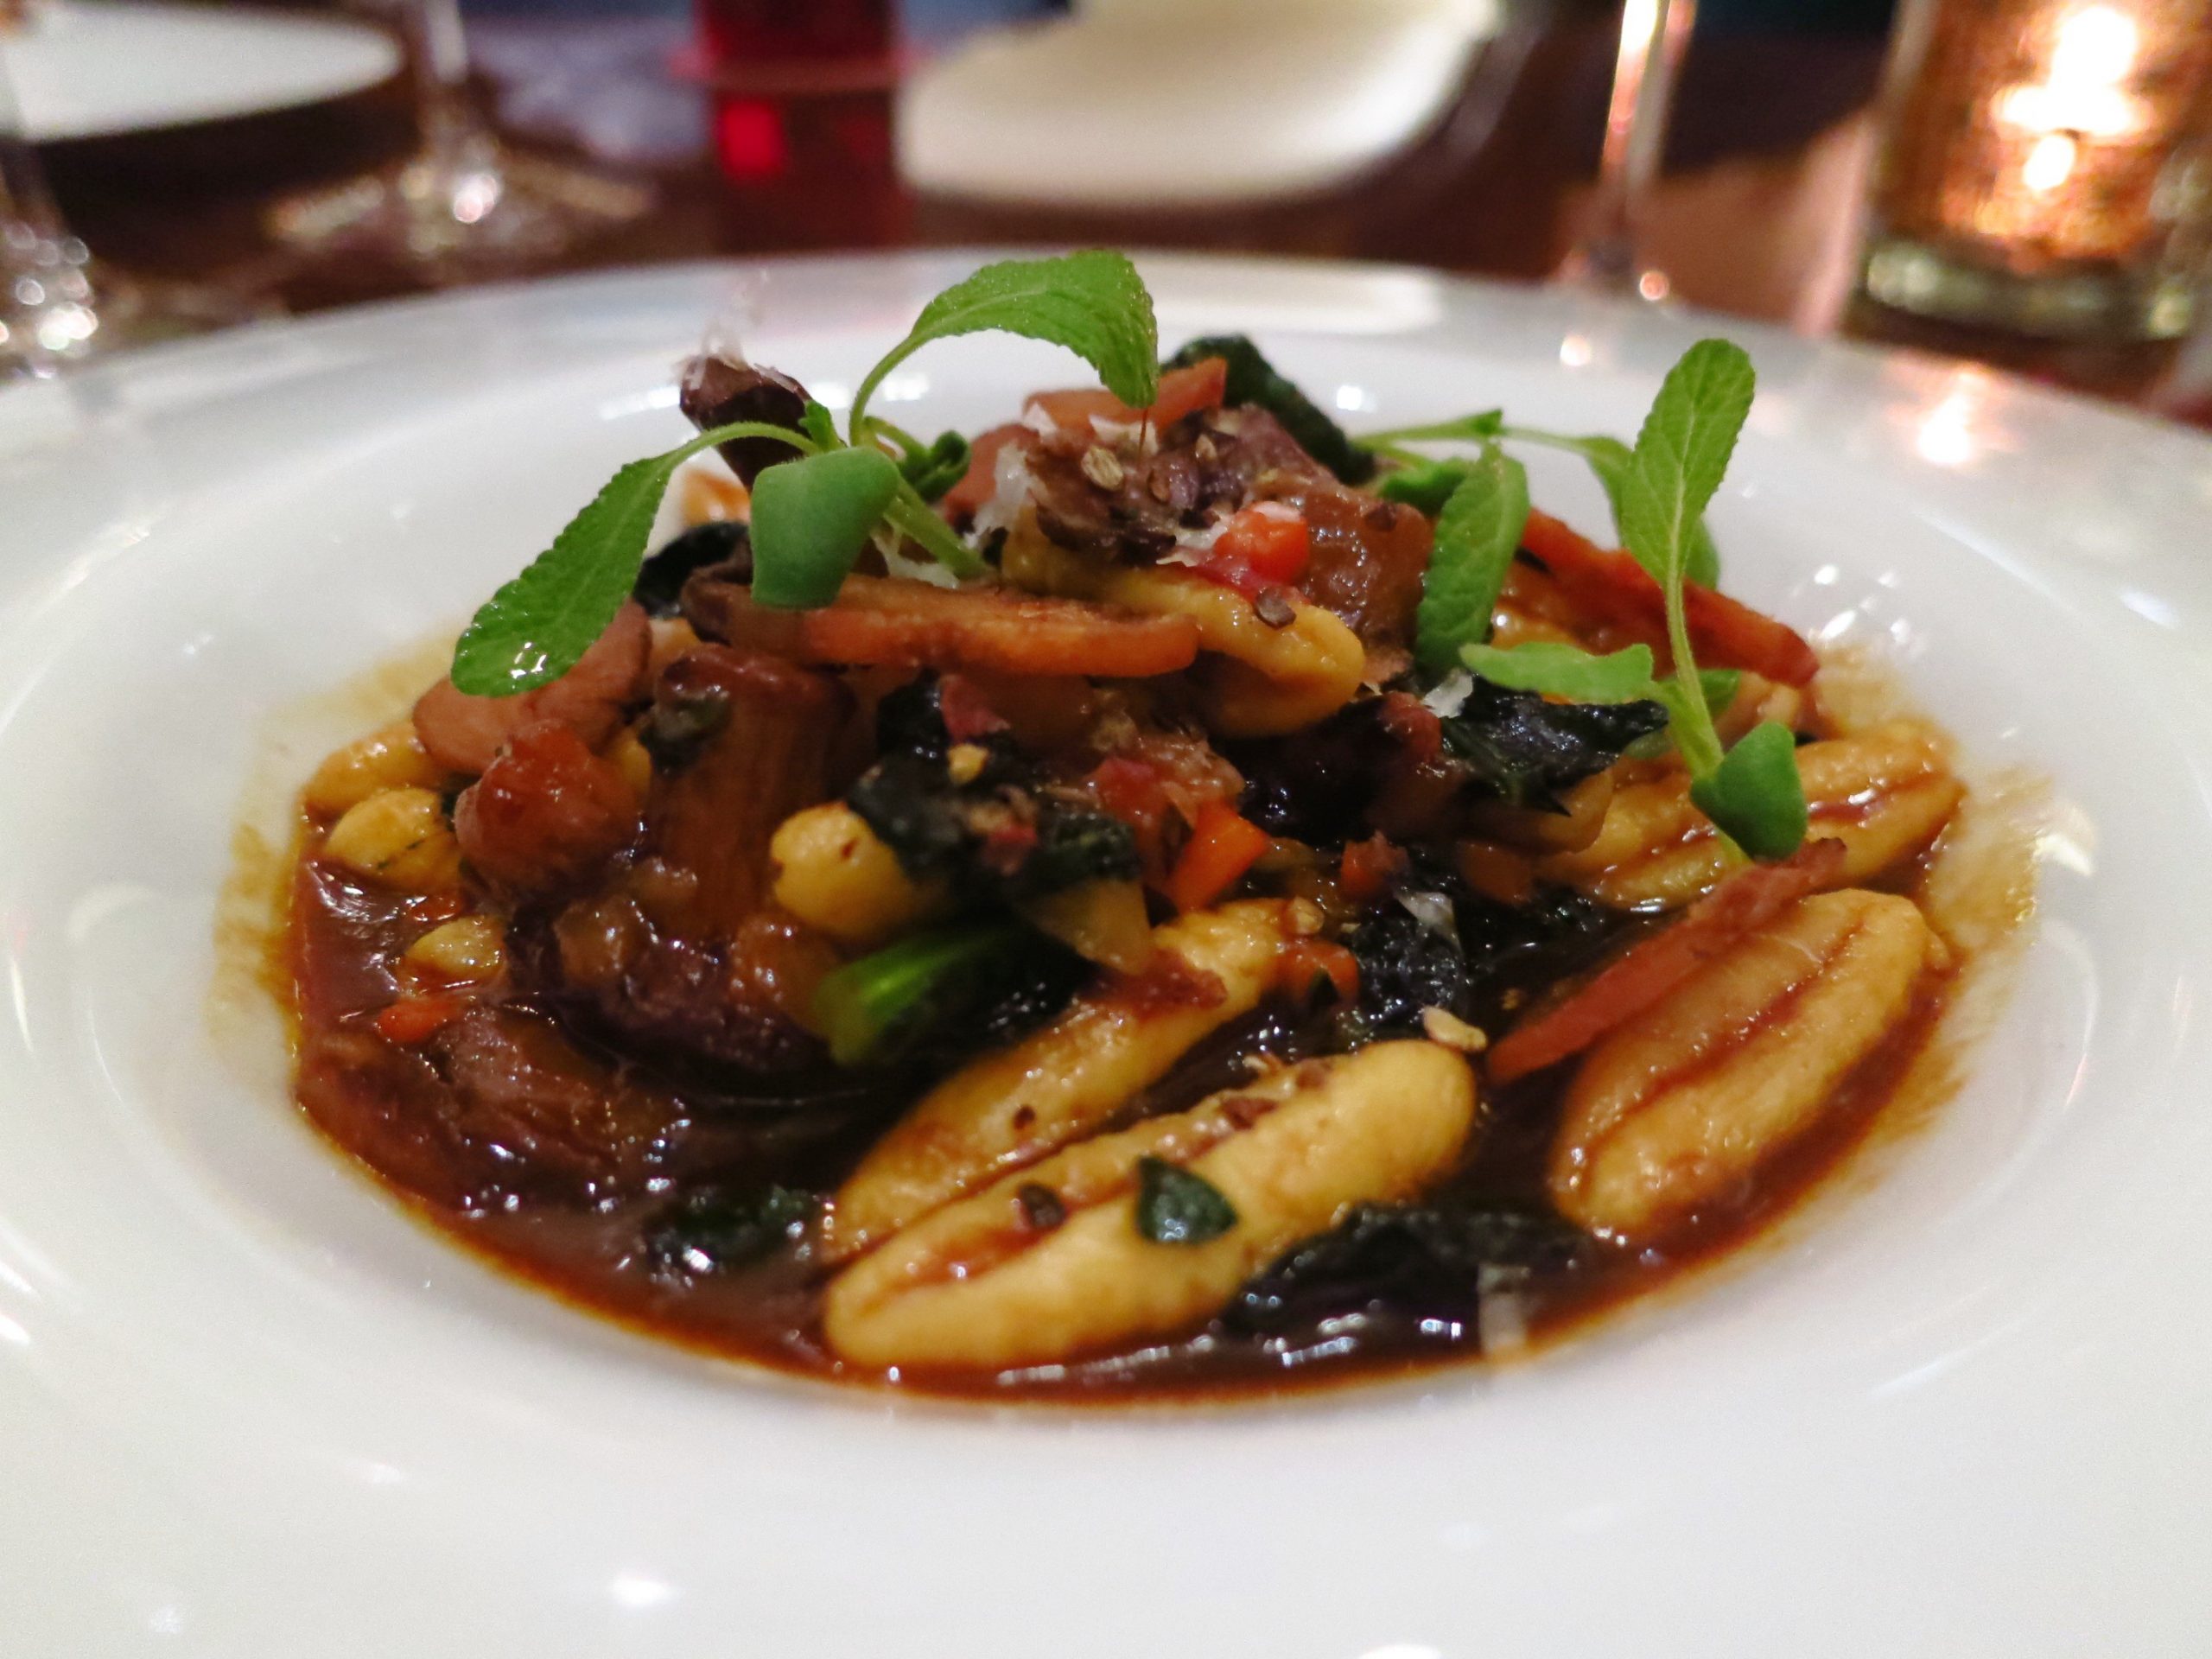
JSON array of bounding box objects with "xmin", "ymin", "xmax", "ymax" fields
[
  {"xmin": 0, "ymin": 28, "xmax": 270, "ymax": 377},
  {"xmin": 265, "ymin": 0, "xmax": 652, "ymax": 279},
  {"xmin": 1559, "ymin": 0, "xmax": 1698, "ymax": 301}
]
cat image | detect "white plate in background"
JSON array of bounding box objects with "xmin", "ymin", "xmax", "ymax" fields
[
  {"xmin": 6, "ymin": 0, "xmax": 400, "ymax": 142},
  {"xmin": 2, "ymin": 254, "xmax": 2210, "ymax": 1656}
]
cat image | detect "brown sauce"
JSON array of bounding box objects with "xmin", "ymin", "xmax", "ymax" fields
[{"xmin": 276, "ymin": 828, "xmax": 1988, "ymax": 1406}]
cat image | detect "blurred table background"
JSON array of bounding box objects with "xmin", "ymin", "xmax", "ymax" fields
[{"xmin": 20, "ymin": 0, "xmax": 2212, "ymax": 421}]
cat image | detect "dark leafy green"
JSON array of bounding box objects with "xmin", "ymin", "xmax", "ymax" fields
[
  {"xmin": 1135, "ymin": 1157, "xmax": 1237, "ymax": 1245},
  {"xmin": 812, "ymin": 923, "xmax": 1027, "ymax": 1067},
  {"xmin": 1222, "ymin": 1202, "xmax": 1588, "ymax": 1340},
  {"xmin": 1374, "ymin": 455, "xmax": 1478, "ymax": 516},
  {"xmin": 632, "ymin": 518, "xmax": 747, "ymax": 618},
  {"xmin": 895, "ymin": 429, "xmax": 972, "ymax": 502},
  {"xmin": 1440, "ymin": 679, "xmax": 1669, "ymax": 810},
  {"xmin": 1164, "ymin": 333, "xmax": 1376, "ymax": 483},
  {"xmin": 643, "ymin": 1185, "xmax": 815, "ymax": 1279}
]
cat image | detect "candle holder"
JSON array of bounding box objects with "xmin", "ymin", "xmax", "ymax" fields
[{"xmin": 1856, "ymin": 0, "xmax": 2212, "ymax": 343}]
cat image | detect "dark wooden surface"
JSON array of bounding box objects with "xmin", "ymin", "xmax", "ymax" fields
[{"xmin": 29, "ymin": 3, "xmax": 2208, "ymax": 417}]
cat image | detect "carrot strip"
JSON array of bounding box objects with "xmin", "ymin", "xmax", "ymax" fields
[
  {"xmin": 1485, "ymin": 838, "xmax": 1847, "ymax": 1084},
  {"xmin": 687, "ymin": 574, "xmax": 1200, "ymax": 679},
  {"xmin": 1166, "ymin": 802, "xmax": 1271, "ymax": 912},
  {"xmin": 1024, "ymin": 358, "xmax": 1229, "ymax": 436},
  {"xmin": 1518, "ymin": 509, "xmax": 1819, "ymax": 688}
]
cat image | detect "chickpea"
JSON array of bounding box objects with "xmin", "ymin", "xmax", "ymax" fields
[{"xmin": 323, "ymin": 787, "xmax": 463, "ymax": 893}]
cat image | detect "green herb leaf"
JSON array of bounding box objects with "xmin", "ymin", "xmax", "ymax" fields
[
  {"xmin": 811, "ymin": 922, "xmax": 1026, "ymax": 1067},
  {"xmin": 1135, "ymin": 1156, "xmax": 1238, "ymax": 1245},
  {"xmin": 1376, "ymin": 455, "xmax": 1478, "ymax": 517},
  {"xmin": 849, "ymin": 251, "xmax": 1159, "ymax": 435},
  {"xmin": 1510, "ymin": 429, "xmax": 1721, "ymax": 587},
  {"xmin": 1460, "ymin": 640, "xmax": 1658, "ymax": 704},
  {"xmin": 1616, "ymin": 339, "xmax": 1754, "ymax": 595},
  {"xmin": 747, "ymin": 446, "xmax": 904, "ymax": 609},
  {"xmin": 1360, "ymin": 410, "xmax": 1504, "ymax": 448},
  {"xmin": 1413, "ymin": 445, "xmax": 1530, "ymax": 678},
  {"xmin": 1163, "ymin": 334, "xmax": 1375, "ymax": 483},
  {"xmin": 1688, "ymin": 720, "xmax": 1807, "ymax": 859},
  {"xmin": 800, "ymin": 399, "xmax": 842, "ymax": 448},
  {"xmin": 451, "ymin": 417, "xmax": 811, "ymax": 695},
  {"xmin": 895, "ymin": 429, "xmax": 972, "ymax": 502}
]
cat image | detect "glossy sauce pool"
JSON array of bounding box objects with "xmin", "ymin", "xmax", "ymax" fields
[{"xmin": 279, "ymin": 826, "xmax": 1992, "ymax": 1405}]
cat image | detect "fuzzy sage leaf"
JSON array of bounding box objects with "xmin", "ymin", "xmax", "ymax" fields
[
  {"xmin": 1413, "ymin": 445, "xmax": 1530, "ymax": 678},
  {"xmin": 849, "ymin": 251, "xmax": 1159, "ymax": 436},
  {"xmin": 1461, "ymin": 641, "xmax": 1658, "ymax": 703},
  {"xmin": 1689, "ymin": 720, "xmax": 1807, "ymax": 859},
  {"xmin": 451, "ymin": 417, "xmax": 812, "ymax": 696},
  {"xmin": 748, "ymin": 446, "xmax": 905, "ymax": 609}
]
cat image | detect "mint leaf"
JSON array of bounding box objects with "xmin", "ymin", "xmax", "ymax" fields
[
  {"xmin": 1461, "ymin": 640, "xmax": 1657, "ymax": 703},
  {"xmin": 1360, "ymin": 410, "xmax": 1503, "ymax": 448},
  {"xmin": 748, "ymin": 446, "xmax": 904, "ymax": 609},
  {"xmin": 800, "ymin": 399, "xmax": 841, "ymax": 448},
  {"xmin": 1135, "ymin": 1157, "xmax": 1237, "ymax": 1245},
  {"xmin": 1616, "ymin": 339, "xmax": 1754, "ymax": 593},
  {"xmin": 451, "ymin": 416, "xmax": 814, "ymax": 695},
  {"xmin": 1689, "ymin": 721, "xmax": 1807, "ymax": 859},
  {"xmin": 1414, "ymin": 446, "xmax": 1529, "ymax": 679},
  {"xmin": 1516, "ymin": 430, "xmax": 1720, "ymax": 588},
  {"xmin": 849, "ymin": 251, "xmax": 1159, "ymax": 435}
]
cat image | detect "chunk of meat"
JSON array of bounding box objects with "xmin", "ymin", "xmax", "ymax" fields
[
  {"xmin": 550, "ymin": 893, "xmax": 830, "ymax": 1075},
  {"xmin": 1488, "ymin": 838, "xmax": 1847, "ymax": 1084},
  {"xmin": 1517, "ymin": 510, "xmax": 1820, "ymax": 688},
  {"xmin": 453, "ymin": 721, "xmax": 640, "ymax": 897},
  {"xmin": 645, "ymin": 645, "xmax": 854, "ymax": 942},
  {"xmin": 1023, "ymin": 405, "xmax": 1330, "ymax": 563},
  {"xmin": 1277, "ymin": 485, "xmax": 1433, "ymax": 651},
  {"xmin": 413, "ymin": 601, "xmax": 652, "ymax": 775},
  {"xmin": 684, "ymin": 573, "xmax": 1201, "ymax": 679},
  {"xmin": 429, "ymin": 1004, "xmax": 683, "ymax": 1198}
]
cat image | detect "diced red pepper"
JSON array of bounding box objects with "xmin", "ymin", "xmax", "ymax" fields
[
  {"xmin": 1024, "ymin": 358, "xmax": 1230, "ymax": 438},
  {"xmin": 1339, "ymin": 833, "xmax": 1408, "ymax": 903},
  {"xmin": 1276, "ymin": 938, "xmax": 1361, "ymax": 1003},
  {"xmin": 373, "ymin": 990, "xmax": 472, "ymax": 1046},
  {"xmin": 1166, "ymin": 801, "xmax": 1271, "ymax": 912}
]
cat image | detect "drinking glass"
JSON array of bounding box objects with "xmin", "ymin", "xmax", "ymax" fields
[
  {"xmin": 267, "ymin": 0, "xmax": 652, "ymax": 277},
  {"xmin": 1559, "ymin": 0, "xmax": 1698, "ymax": 301}
]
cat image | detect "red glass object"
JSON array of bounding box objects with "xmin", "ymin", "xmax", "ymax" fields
[{"xmin": 695, "ymin": 0, "xmax": 907, "ymax": 248}]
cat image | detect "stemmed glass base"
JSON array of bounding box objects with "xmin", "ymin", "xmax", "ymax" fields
[{"xmin": 267, "ymin": 108, "xmax": 652, "ymax": 282}]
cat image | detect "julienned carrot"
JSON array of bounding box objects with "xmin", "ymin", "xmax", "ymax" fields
[
  {"xmin": 1166, "ymin": 801, "xmax": 1271, "ymax": 912},
  {"xmin": 1518, "ymin": 509, "xmax": 1819, "ymax": 688},
  {"xmin": 1275, "ymin": 938, "xmax": 1361, "ymax": 1003},
  {"xmin": 1485, "ymin": 838, "xmax": 1846, "ymax": 1084}
]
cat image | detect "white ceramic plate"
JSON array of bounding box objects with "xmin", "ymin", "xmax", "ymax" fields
[
  {"xmin": 3, "ymin": 254, "xmax": 2210, "ymax": 1657},
  {"xmin": 5, "ymin": 0, "xmax": 400, "ymax": 143}
]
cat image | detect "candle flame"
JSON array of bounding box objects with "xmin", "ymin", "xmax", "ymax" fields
[{"xmin": 1996, "ymin": 4, "xmax": 2144, "ymax": 139}]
